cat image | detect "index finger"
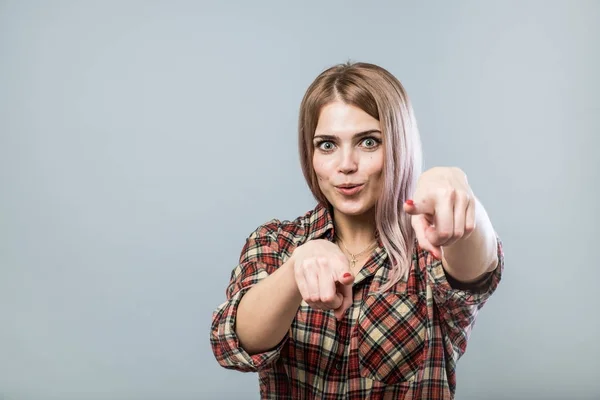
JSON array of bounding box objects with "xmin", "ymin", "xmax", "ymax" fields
[{"xmin": 404, "ymin": 198, "xmax": 435, "ymax": 217}]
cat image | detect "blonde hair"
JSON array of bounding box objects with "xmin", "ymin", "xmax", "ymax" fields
[{"xmin": 298, "ymin": 61, "xmax": 423, "ymax": 291}]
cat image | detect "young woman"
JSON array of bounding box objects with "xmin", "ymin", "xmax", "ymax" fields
[{"xmin": 210, "ymin": 61, "xmax": 504, "ymax": 399}]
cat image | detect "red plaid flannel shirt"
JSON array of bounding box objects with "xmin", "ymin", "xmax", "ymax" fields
[{"xmin": 210, "ymin": 202, "xmax": 504, "ymax": 399}]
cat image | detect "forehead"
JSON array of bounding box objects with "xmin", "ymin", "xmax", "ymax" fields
[{"xmin": 315, "ymin": 101, "xmax": 380, "ymax": 137}]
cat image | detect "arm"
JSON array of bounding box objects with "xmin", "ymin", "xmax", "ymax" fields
[
  {"xmin": 210, "ymin": 222, "xmax": 305, "ymax": 371},
  {"xmin": 416, "ymin": 232, "xmax": 504, "ymax": 362},
  {"xmin": 236, "ymin": 255, "xmax": 302, "ymax": 354},
  {"xmin": 237, "ymin": 237, "xmax": 355, "ymax": 353},
  {"xmin": 211, "ymin": 219, "xmax": 355, "ymax": 371},
  {"xmin": 405, "ymin": 168, "xmax": 504, "ymax": 362}
]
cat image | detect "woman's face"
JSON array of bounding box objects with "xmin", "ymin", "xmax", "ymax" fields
[{"xmin": 312, "ymin": 101, "xmax": 384, "ymax": 217}]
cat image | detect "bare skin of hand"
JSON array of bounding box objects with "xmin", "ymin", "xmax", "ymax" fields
[
  {"xmin": 291, "ymin": 239, "xmax": 355, "ymax": 321},
  {"xmin": 404, "ymin": 167, "xmax": 477, "ymax": 259}
]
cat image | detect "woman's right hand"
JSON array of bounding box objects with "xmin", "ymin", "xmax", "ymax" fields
[{"xmin": 291, "ymin": 239, "xmax": 355, "ymax": 320}]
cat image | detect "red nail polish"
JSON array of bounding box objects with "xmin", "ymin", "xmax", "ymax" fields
[
  {"xmin": 343, "ymin": 273, "xmax": 352, "ymax": 278},
  {"xmin": 405, "ymin": 199, "xmax": 414, "ymax": 206}
]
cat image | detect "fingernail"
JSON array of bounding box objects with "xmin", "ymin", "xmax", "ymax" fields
[
  {"xmin": 405, "ymin": 199, "xmax": 414, "ymax": 206},
  {"xmin": 343, "ymin": 272, "xmax": 352, "ymax": 278}
]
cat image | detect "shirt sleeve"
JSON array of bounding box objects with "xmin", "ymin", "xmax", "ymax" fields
[
  {"xmin": 424, "ymin": 234, "xmax": 504, "ymax": 359},
  {"xmin": 210, "ymin": 220, "xmax": 288, "ymax": 372}
]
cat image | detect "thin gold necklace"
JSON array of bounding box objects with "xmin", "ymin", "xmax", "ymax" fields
[{"xmin": 335, "ymin": 235, "xmax": 378, "ymax": 270}]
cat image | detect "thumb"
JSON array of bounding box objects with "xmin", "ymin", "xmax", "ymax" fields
[
  {"xmin": 334, "ymin": 282, "xmax": 353, "ymax": 321},
  {"xmin": 413, "ymin": 214, "xmax": 442, "ymax": 260}
]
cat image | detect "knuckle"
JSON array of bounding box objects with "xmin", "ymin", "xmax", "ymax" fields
[
  {"xmin": 302, "ymin": 259, "xmax": 315, "ymax": 271},
  {"xmin": 456, "ymin": 192, "xmax": 468, "ymax": 205},
  {"xmin": 317, "ymin": 256, "xmax": 328, "ymax": 266},
  {"xmin": 321, "ymin": 294, "xmax": 335, "ymax": 304},
  {"xmin": 438, "ymin": 230, "xmax": 452, "ymax": 239},
  {"xmin": 440, "ymin": 187, "xmax": 456, "ymax": 199}
]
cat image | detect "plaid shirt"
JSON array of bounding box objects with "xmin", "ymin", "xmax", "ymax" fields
[{"xmin": 211, "ymin": 202, "xmax": 504, "ymax": 399}]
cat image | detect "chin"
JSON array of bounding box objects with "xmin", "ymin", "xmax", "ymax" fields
[{"xmin": 330, "ymin": 198, "xmax": 374, "ymax": 217}]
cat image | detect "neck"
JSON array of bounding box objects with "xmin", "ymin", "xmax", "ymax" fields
[{"xmin": 331, "ymin": 206, "xmax": 378, "ymax": 251}]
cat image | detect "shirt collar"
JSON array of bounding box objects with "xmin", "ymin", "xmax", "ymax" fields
[
  {"xmin": 305, "ymin": 202, "xmax": 385, "ymax": 247},
  {"xmin": 305, "ymin": 202, "xmax": 335, "ymax": 241}
]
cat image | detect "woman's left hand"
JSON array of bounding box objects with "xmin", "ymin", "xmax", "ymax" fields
[{"xmin": 403, "ymin": 167, "xmax": 477, "ymax": 259}]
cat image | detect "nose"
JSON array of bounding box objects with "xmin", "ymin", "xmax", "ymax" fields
[{"xmin": 338, "ymin": 148, "xmax": 358, "ymax": 174}]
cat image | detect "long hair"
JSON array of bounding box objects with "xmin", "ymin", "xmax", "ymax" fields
[{"xmin": 298, "ymin": 61, "xmax": 422, "ymax": 291}]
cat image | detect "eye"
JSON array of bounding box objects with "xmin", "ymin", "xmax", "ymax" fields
[
  {"xmin": 317, "ymin": 141, "xmax": 335, "ymax": 151},
  {"xmin": 361, "ymin": 137, "xmax": 381, "ymax": 148}
]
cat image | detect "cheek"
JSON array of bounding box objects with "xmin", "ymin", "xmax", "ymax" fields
[
  {"xmin": 315, "ymin": 165, "xmax": 328, "ymax": 182},
  {"xmin": 312, "ymin": 158, "xmax": 325, "ymax": 182},
  {"xmin": 313, "ymin": 156, "xmax": 336, "ymax": 176},
  {"xmin": 365, "ymin": 153, "xmax": 384, "ymax": 174}
]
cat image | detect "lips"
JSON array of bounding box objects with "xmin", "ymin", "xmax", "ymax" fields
[{"xmin": 335, "ymin": 184, "xmax": 364, "ymax": 196}]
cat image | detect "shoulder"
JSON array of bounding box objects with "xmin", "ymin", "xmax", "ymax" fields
[{"xmin": 246, "ymin": 203, "xmax": 324, "ymax": 244}]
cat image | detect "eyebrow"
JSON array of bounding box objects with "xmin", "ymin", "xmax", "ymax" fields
[{"xmin": 313, "ymin": 129, "xmax": 382, "ymax": 141}]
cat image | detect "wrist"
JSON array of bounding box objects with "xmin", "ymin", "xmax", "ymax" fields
[{"xmin": 283, "ymin": 253, "xmax": 303, "ymax": 303}]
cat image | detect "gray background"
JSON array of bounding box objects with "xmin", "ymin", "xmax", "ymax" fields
[{"xmin": 1, "ymin": 1, "xmax": 598, "ymax": 399}]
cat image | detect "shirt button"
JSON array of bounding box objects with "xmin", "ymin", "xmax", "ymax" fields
[{"xmin": 335, "ymin": 363, "xmax": 342, "ymax": 370}]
